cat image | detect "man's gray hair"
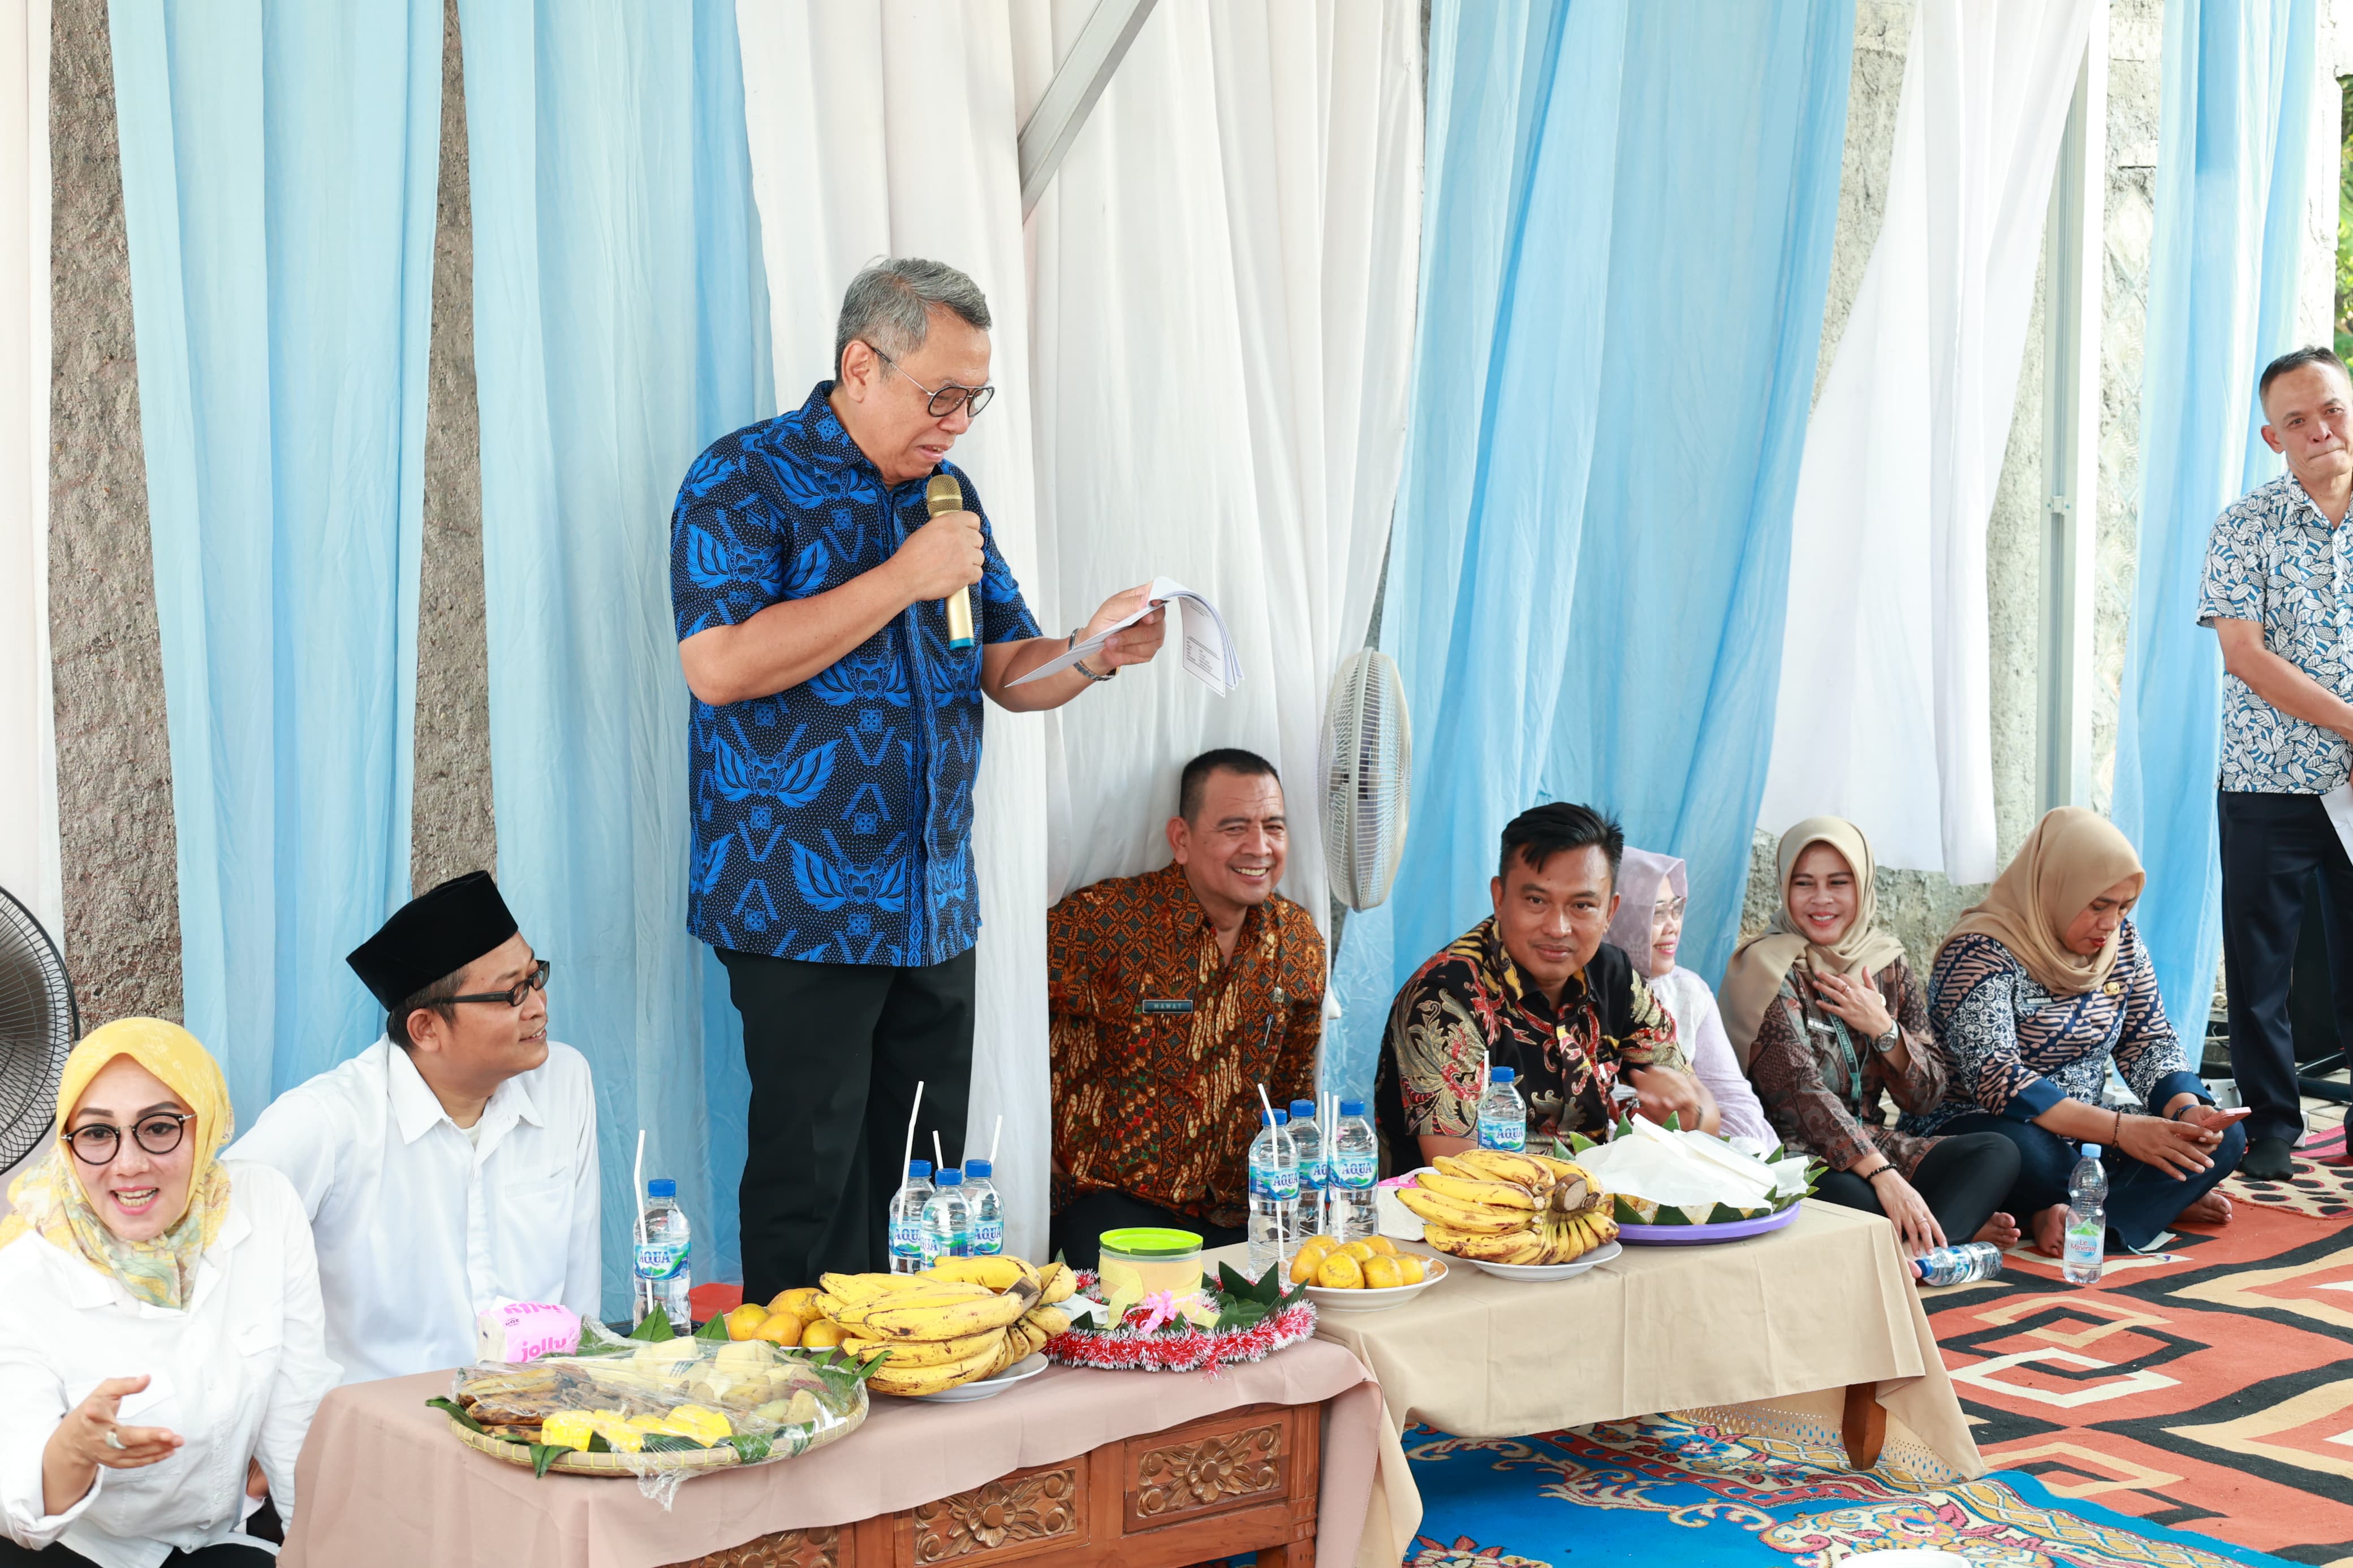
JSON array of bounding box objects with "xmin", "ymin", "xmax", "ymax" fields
[{"xmin": 834, "ymin": 258, "xmax": 992, "ymax": 380}]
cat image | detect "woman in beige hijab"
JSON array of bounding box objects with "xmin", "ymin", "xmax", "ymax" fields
[
  {"xmin": 1725, "ymin": 817, "xmax": 2019, "ymax": 1258},
  {"xmin": 1899, "ymin": 807, "xmax": 2246, "ymax": 1257}
]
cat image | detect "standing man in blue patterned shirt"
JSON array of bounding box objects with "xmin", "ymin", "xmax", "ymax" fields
[
  {"xmin": 670, "ymin": 258, "xmax": 1165, "ymax": 1292},
  {"xmin": 2199, "ymin": 345, "xmax": 2353, "ymax": 1180}
]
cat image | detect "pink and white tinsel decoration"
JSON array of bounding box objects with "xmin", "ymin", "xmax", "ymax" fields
[{"xmin": 1042, "ymin": 1273, "xmax": 1317, "ymax": 1374}]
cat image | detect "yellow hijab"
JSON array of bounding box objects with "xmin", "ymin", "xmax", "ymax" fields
[
  {"xmin": 0, "ymin": 1018, "xmax": 236, "ymax": 1310},
  {"xmin": 1940, "ymin": 806, "xmax": 2144, "ymax": 997},
  {"xmin": 1719, "ymin": 816, "xmax": 1908, "ymax": 1069}
]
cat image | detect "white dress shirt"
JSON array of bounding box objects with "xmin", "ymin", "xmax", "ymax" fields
[
  {"xmin": 226, "ymin": 1037, "xmax": 600, "ymax": 1385},
  {"xmin": 1647, "ymin": 965, "xmax": 1777, "ymax": 1147},
  {"xmin": 0, "ymin": 1161, "xmax": 338, "ymax": 1567}
]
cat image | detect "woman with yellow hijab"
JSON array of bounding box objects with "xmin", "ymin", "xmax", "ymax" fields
[
  {"xmin": 1899, "ymin": 808, "xmax": 2247, "ymax": 1257},
  {"xmin": 1723, "ymin": 817, "xmax": 2020, "ymax": 1259},
  {"xmin": 0, "ymin": 1020, "xmax": 336, "ymax": 1565}
]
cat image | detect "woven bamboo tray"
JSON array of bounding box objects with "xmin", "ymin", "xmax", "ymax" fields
[{"xmin": 445, "ymin": 1395, "xmax": 865, "ymax": 1478}]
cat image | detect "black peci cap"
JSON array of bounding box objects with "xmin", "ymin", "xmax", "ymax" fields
[{"xmin": 347, "ymin": 871, "xmax": 520, "ymax": 1011}]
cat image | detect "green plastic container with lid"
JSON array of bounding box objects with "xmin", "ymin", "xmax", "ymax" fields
[{"xmin": 1097, "ymin": 1226, "xmax": 1203, "ymax": 1302}]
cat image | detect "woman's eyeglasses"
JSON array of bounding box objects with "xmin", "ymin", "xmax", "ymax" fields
[
  {"xmin": 446, "ymin": 958, "xmax": 553, "ymax": 1010},
  {"xmin": 66, "ymin": 1113, "xmax": 195, "ymax": 1165}
]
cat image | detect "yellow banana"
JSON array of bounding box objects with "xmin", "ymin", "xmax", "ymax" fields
[
  {"xmin": 1421, "ymin": 1221, "xmax": 1544, "ymax": 1263},
  {"xmin": 1449, "ymin": 1149, "xmax": 1556, "ymax": 1190},
  {"xmin": 924, "ymin": 1256, "xmax": 1037, "ymax": 1293},
  {"xmin": 1415, "ymin": 1169, "xmax": 1539, "ymax": 1209},
  {"xmin": 1022, "ymin": 1304, "xmax": 1071, "ymax": 1339},
  {"xmin": 823, "ymin": 1281, "xmax": 997, "ymax": 1330},
  {"xmin": 984, "ymin": 1328, "xmax": 1028, "ymax": 1379},
  {"xmin": 1396, "ymin": 1187, "xmax": 1529, "ymax": 1233},
  {"xmin": 1035, "ymin": 1261, "xmax": 1076, "ymax": 1306},
  {"xmin": 839, "ymin": 1327, "xmax": 1004, "ymax": 1367},
  {"xmin": 855, "ymin": 1277, "xmax": 1041, "ymax": 1341},
  {"xmin": 864, "ymin": 1336, "xmax": 1006, "ymax": 1395},
  {"xmin": 818, "ymin": 1274, "xmax": 890, "ymax": 1304},
  {"xmin": 1528, "ymin": 1154, "xmax": 1589, "ymax": 1183}
]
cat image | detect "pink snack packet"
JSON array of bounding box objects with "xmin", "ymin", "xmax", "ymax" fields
[{"xmin": 475, "ymin": 1301, "xmax": 581, "ymax": 1363}]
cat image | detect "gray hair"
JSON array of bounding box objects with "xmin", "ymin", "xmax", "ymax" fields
[{"xmin": 834, "ymin": 258, "xmax": 992, "ymax": 380}]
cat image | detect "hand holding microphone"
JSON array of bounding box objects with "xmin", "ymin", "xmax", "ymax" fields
[{"xmin": 892, "ymin": 476, "xmax": 984, "ymax": 646}]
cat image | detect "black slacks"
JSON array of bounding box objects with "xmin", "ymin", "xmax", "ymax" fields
[
  {"xmin": 0, "ymin": 1543, "xmax": 274, "ymax": 1566},
  {"xmin": 1811, "ymin": 1130, "xmax": 2020, "ymax": 1246},
  {"xmin": 721, "ymin": 945, "xmax": 976, "ymax": 1301},
  {"xmin": 1050, "ymin": 1189, "xmax": 1247, "ymax": 1273},
  {"xmin": 2218, "ymin": 789, "xmax": 2353, "ymax": 1144},
  {"xmin": 1938, "ymin": 1111, "xmax": 2244, "ymax": 1251}
]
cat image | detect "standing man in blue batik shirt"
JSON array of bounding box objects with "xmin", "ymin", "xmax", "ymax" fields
[
  {"xmin": 2200, "ymin": 345, "xmax": 2353, "ymax": 1180},
  {"xmin": 670, "ymin": 257, "xmax": 1165, "ymax": 1294}
]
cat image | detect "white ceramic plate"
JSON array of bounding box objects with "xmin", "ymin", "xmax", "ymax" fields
[
  {"xmin": 1303, "ymin": 1256, "xmax": 1450, "ymax": 1311},
  {"xmin": 903, "ymin": 1353, "xmax": 1049, "ymax": 1402},
  {"xmin": 1459, "ymin": 1239, "xmax": 1622, "ymax": 1282}
]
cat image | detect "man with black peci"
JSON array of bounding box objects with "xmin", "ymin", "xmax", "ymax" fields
[{"xmin": 669, "ymin": 257, "xmax": 1164, "ymax": 1297}]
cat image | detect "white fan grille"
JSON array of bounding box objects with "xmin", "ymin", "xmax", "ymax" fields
[{"xmin": 1321, "ymin": 650, "xmax": 1411, "ymax": 910}]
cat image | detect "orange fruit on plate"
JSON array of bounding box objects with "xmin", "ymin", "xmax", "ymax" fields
[
  {"xmin": 1395, "ymin": 1256, "xmax": 1427, "ymax": 1285},
  {"xmin": 752, "ymin": 1312, "xmax": 804, "ymax": 1346},
  {"xmin": 1364, "ymin": 1236, "xmax": 1398, "ymax": 1256},
  {"xmin": 1315, "ymin": 1252, "xmax": 1365, "ymax": 1290},
  {"xmin": 800, "ymin": 1319, "xmax": 847, "ymax": 1349},
  {"xmin": 1362, "ymin": 1255, "xmax": 1403, "ymax": 1290},
  {"xmin": 725, "ymin": 1302, "xmax": 771, "ymax": 1341},
  {"xmin": 1339, "ymin": 1240, "xmax": 1377, "ymax": 1262},
  {"xmin": 1289, "ymin": 1243, "xmax": 1331, "ymax": 1284}
]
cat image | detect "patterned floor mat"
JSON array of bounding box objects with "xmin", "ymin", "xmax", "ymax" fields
[
  {"xmin": 1930, "ymin": 1150, "xmax": 2353, "ymax": 1565},
  {"xmin": 1402, "ymin": 1415, "xmax": 2294, "ymax": 1566}
]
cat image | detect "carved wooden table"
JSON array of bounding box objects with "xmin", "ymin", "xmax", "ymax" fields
[{"xmin": 665, "ymin": 1398, "xmax": 1322, "ymax": 1568}]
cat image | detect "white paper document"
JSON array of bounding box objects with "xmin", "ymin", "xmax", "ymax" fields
[
  {"xmin": 2324, "ymin": 781, "xmax": 2353, "ymax": 865},
  {"xmin": 1010, "ymin": 576, "xmax": 1243, "ymax": 696}
]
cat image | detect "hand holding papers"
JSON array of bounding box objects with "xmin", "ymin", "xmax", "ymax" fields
[{"xmin": 1011, "ymin": 576, "xmax": 1243, "ymax": 696}]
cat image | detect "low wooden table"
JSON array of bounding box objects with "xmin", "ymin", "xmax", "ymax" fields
[
  {"xmin": 666, "ymin": 1399, "xmax": 1321, "ymax": 1568},
  {"xmin": 283, "ymin": 1340, "xmax": 1384, "ymax": 1568}
]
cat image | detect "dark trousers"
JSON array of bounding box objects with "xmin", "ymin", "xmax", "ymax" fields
[
  {"xmin": 1940, "ymin": 1111, "xmax": 2245, "ymax": 1251},
  {"xmin": 721, "ymin": 945, "xmax": 976, "ymax": 1301},
  {"xmin": 0, "ymin": 1543, "xmax": 274, "ymax": 1566},
  {"xmin": 1811, "ymin": 1130, "xmax": 2020, "ymax": 1245},
  {"xmin": 2219, "ymin": 789, "xmax": 2353, "ymax": 1143},
  {"xmin": 1050, "ymin": 1189, "xmax": 1248, "ymax": 1273}
]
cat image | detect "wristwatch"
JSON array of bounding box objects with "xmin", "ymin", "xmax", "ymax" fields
[
  {"xmin": 1870, "ymin": 1026, "xmax": 1900, "ymax": 1055},
  {"xmin": 1070, "ymin": 628, "xmax": 1114, "ymax": 683}
]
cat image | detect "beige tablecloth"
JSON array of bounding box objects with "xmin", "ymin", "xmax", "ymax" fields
[
  {"xmin": 282, "ymin": 1337, "xmax": 1383, "ymax": 1568},
  {"xmin": 1216, "ymin": 1198, "xmax": 1983, "ymax": 1568}
]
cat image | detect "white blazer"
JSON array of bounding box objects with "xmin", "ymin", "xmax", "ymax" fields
[{"xmin": 0, "ymin": 1160, "xmax": 339, "ymax": 1568}]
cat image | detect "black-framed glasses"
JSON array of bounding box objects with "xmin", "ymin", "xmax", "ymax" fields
[
  {"xmin": 868, "ymin": 345, "xmax": 994, "ymax": 419},
  {"xmin": 446, "ymin": 959, "xmax": 552, "ymax": 1009},
  {"xmin": 66, "ymin": 1113, "xmax": 195, "ymax": 1166}
]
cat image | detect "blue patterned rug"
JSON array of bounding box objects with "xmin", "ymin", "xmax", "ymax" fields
[{"xmin": 1401, "ymin": 1416, "xmax": 2301, "ymax": 1567}]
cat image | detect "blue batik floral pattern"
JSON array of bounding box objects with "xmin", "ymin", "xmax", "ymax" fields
[
  {"xmin": 2197, "ymin": 470, "xmax": 2353, "ymax": 794},
  {"xmin": 670, "ymin": 382, "xmax": 1040, "ymax": 965}
]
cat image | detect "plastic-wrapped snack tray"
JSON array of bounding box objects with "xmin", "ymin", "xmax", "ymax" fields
[{"xmin": 431, "ymin": 1336, "xmax": 872, "ymax": 1496}]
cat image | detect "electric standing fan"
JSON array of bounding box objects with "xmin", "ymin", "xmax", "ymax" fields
[
  {"xmin": 0, "ymin": 885, "xmax": 75, "ymax": 1171},
  {"xmin": 1320, "ymin": 649, "xmax": 1412, "ymax": 910}
]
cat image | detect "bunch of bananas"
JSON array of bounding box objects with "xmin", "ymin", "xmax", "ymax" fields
[
  {"xmin": 809, "ymin": 1256, "xmax": 1076, "ymax": 1397},
  {"xmin": 1395, "ymin": 1149, "xmax": 1619, "ymax": 1265}
]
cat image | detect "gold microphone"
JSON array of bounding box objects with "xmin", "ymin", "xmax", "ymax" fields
[{"xmin": 925, "ymin": 474, "xmax": 977, "ymax": 650}]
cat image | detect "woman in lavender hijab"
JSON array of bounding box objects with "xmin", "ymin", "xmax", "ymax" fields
[{"xmin": 1602, "ymin": 848, "xmax": 1776, "ymax": 1147}]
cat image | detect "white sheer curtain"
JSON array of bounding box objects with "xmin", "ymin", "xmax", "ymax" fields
[
  {"xmin": 736, "ymin": 0, "xmax": 1053, "ymax": 1258},
  {"xmin": 736, "ymin": 1, "xmax": 1422, "ymax": 1252},
  {"xmin": 1022, "ymin": 0, "xmax": 1422, "ymax": 928},
  {"xmin": 1759, "ymin": 0, "xmax": 2093, "ymax": 882},
  {"xmin": 0, "ymin": 0, "xmax": 54, "ymax": 948}
]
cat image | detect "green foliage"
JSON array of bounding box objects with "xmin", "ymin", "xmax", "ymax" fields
[
  {"xmin": 628, "ymin": 1306, "xmax": 675, "ymax": 1342},
  {"xmin": 693, "ymin": 1311, "xmax": 731, "ymax": 1342},
  {"xmin": 528, "ymin": 1443, "xmax": 567, "ymax": 1479},
  {"xmin": 424, "ymin": 1396, "xmax": 487, "ymax": 1435},
  {"xmin": 724, "ymin": 1432, "xmax": 774, "ymax": 1464}
]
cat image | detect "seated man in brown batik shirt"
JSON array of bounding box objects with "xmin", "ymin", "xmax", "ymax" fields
[
  {"xmin": 1048, "ymin": 749, "xmax": 1325, "ymax": 1269},
  {"xmin": 1377, "ymin": 802, "xmax": 1717, "ymax": 1169}
]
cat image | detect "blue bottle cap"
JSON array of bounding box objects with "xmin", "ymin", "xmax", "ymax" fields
[
  {"xmin": 1489, "ymin": 1066, "xmax": 1515, "ymax": 1085},
  {"xmin": 1290, "ymin": 1099, "xmax": 1317, "ymax": 1118},
  {"xmin": 2081, "ymin": 1144, "xmax": 2101, "ymax": 1160},
  {"xmin": 935, "ymin": 1168, "xmax": 964, "ymax": 1186},
  {"xmin": 1262, "ymin": 1108, "xmax": 1288, "ymax": 1126},
  {"xmin": 966, "ymin": 1159, "xmax": 992, "ymax": 1178},
  {"xmin": 908, "ymin": 1160, "xmax": 932, "ymax": 1180},
  {"xmin": 1340, "ymin": 1099, "xmax": 1365, "ymax": 1117},
  {"xmin": 647, "ymin": 1178, "xmax": 675, "ymax": 1198}
]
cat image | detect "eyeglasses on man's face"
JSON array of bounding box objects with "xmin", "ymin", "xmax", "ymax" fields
[
  {"xmin": 446, "ymin": 958, "xmax": 552, "ymax": 1010},
  {"xmin": 868, "ymin": 344, "xmax": 994, "ymax": 420},
  {"xmin": 66, "ymin": 1112, "xmax": 195, "ymax": 1166}
]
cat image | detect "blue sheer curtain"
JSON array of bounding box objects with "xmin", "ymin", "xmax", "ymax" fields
[
  {"xmin": 111, "ymin": 1, "xmax": 441, "ymax": 1126},
  {"xmin": 1330, "ymin": 0, "xmax": 1852, "ymax": 1097},
  {"xmin": 2110, "ymin": 0, "xmax": 2316, "ymax": 1035},
  {"xmin": 460, "ymin": 0, "xmax": 772, "ymax": 1307}
]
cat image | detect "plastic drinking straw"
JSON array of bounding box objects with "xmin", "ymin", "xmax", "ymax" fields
[
  {"xmin": 933, "ymin": 1130, "xmax": 945, "ymax": 1176},
  {"xmin": 899, "ymin": 1081, "xmax": 926, "ymax": 1182},
  {"xmin": 1256, "ymin": 1082, "xmax": 1286, "ymax": 1278},
  {"xmin": 989, "ymin": 1114, "xmax": 1003, "ymax": 1167},
  {"xmin": 631, "ymin": 1129, "xmax": 647, "ymax": 1303}
]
